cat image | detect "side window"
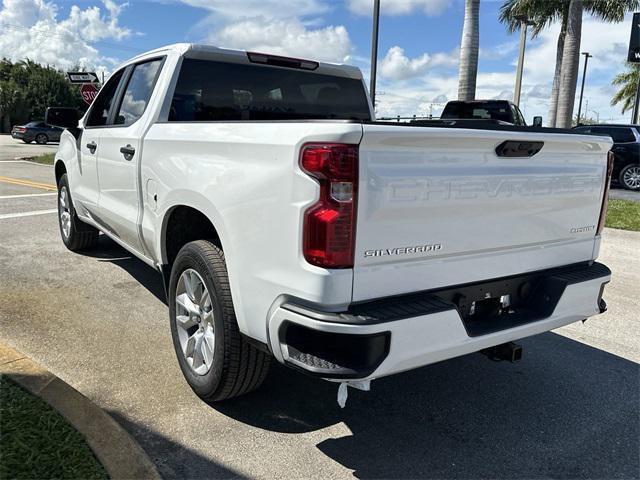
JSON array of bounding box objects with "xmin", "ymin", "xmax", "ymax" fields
[
  {"xmin": 86, "ymin": 69, "xmax": 125, "ymax": 127},
  {"xmin": 610, "ymin": 128, "xmax": 636, "ymax": 143},
  {"xmin": 114, "ymin": 59, "xmax": 163, "ymax": 126}
]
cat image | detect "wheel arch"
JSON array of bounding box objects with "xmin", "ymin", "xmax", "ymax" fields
[
  {"xmin": 160, "ymin": 203, "xmax": 224, "ymax": 268},
  {"xmin": 54, "ymin": 159, "xmax": 67, "ymax": 185}
]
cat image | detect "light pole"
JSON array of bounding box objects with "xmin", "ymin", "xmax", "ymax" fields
[
  {"xmin": 369, "ymin": 0, "xmax": 380, "ymax": 110},
  {"xmin": 632, "ymin": 74, "xmax": 640, "ymax": 124},
  {"xmin": 576, "ymin": 52, "xmax": 592, "ymax": 125},
  {"xmin": 513, "ymin": 17, "xmax": 534, "ymax": 107}
]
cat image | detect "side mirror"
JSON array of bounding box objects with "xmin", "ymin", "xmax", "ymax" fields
[
  {"xmin": 45, "ymin": 107, "xmax": 80, "ymax": 130},
  {"xmin": 532, "ymin": 116, "xmax": 543, "ymax": 128}
]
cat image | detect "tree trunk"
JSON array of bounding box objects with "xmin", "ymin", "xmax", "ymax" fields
[
  {"xmin": 556, "ymin": 0, "xmax": 583, "ymax": 128},
  {"xmin": 547, "ymin": 16, "xmax": 567, "ymax": 128},
  {"xmin": 458, "ymin": 0, "xmax": 480, "ymax": 101}
]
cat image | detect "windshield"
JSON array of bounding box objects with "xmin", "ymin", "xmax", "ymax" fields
[{"xmin": 441, "ymin": 102, "xmax": 513, "ymax": 123}]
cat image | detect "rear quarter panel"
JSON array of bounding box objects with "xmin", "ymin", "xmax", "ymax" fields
[{"xmin": 141, "ymin": 122, "xmax": 362, "ymax": 343}]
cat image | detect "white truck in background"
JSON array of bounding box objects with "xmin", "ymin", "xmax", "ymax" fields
[{"xmin": 47, "ymin": 44, "xmax": 613, "ymax": 403}]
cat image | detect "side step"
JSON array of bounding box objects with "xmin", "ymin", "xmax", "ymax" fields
[{"xmin": 481, "ymin": 342, "xmax": 523, "ymax": 363}]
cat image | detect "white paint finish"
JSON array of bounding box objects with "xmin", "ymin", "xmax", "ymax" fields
[
  {"xmin": 142, "ymin": 121, "xmax": 362, "ymax": 342},
  {"xmin": 268, "ymin": 275, "xmax": 609, "ymax": 379},
  {"xmin": 353, "ymin": 124, "xmax": 612, "ymax": 301},
  {"xmin": 0, "ymin": 193, "xmax": 56, "ymax": 199},
  {"xmin": 0, "ymin": 209, "xmax": 57, "ymax": 220}
]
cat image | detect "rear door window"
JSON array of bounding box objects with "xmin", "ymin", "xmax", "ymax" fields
[
  {"xmin": 591, "ymin": 126, "xmax": 636, "ymax": 143},
  {"xmin": 114, "ymin": 59, "xmax": 163, "ymax": 126},
  {"xmin": 169, "ymin": 59, "xmax": 371, "ymax": 122}
]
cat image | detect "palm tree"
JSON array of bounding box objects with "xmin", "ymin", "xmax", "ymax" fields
[
  {"xmin": 458, "ymin": 0, "xmax": 480, "ymax": 100},
  {"xmin": 500, "ymin": 0, "xmax": 567, "ymax": 126},
  {"xmin": 500, "ymin": 0, "xmax": 639, "ymax": 127},
  {"xmin": 611, "ymin": 64, "xmax": 640, "ymax": 114},
  {"xmin": 555, "ymin": 0, "xmax": 582, "ymax": 128}
]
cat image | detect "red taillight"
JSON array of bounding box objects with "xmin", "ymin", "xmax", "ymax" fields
[
  {"xmin": 14, "ymin": 127, "xmax": 26, "ymax": 133},
  {"xmin": 300, "ymin": 143, "xmax": 358, "ymax": 268},
  {"xmin": 597, "ymin": 150, "xmax": 615, "ymax": 235}
]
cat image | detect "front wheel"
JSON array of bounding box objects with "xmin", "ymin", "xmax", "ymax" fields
[
  {"xmin": 169, "ymin": 240, "xmax": 271, "ymax": 402},
  {"xmin": 57, "ymin": 174, "xmax": 99, "ymax": 251},
  {"xmin": 619, "ymin": 164, "xmax": 640, "ymax": 191}
]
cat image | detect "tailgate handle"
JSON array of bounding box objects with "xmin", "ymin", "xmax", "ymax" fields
[{"xmin": 495, "ymin": 141, "xmax": 543, "ymax": 158}]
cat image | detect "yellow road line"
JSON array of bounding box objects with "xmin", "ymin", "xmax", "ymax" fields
[{"xmin": 0, "ymin": 176, "xmax": 57, "ymax": 192}]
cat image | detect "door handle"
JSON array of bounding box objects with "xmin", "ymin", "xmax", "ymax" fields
[
  {"xmin": 86, "ymin": 141, "xmax": 97, "ymax": 153},
  {"xmin": 119, "ymin": 144, "xmax": 135, "ymax": 160}
]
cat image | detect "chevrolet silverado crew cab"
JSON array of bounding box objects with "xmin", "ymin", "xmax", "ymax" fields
[{"xmin": 47, "ymin": 44, "xmax": 613, "ymax": 403}]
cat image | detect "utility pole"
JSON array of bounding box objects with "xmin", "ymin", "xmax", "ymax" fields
[
  {"xmin": 513, "ymin": 18, "xmax": 534, "ymax": 106},
  {"xmin": 632, "ymin": 75, "xmax": 640, "ymax": 124},
  {"xmin": 576, "ymin": 52, "xmax": 592, "ymax": 125},
  {"xmin": 369, "ymin": 0, "xmax": 380, "ymax": 110}
]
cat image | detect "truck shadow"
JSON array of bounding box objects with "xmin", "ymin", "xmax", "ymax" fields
[
  {"xmin": 77, "ymin": 234, "xmax": 167, "ymax": 305},
  {"xmin": 217, "ymin": 333, "xmax": 639, "ymax": 479}
]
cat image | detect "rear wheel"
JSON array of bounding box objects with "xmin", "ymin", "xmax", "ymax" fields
[
  {"xmin": 619, "ymin": 164, "xmax": 640, "ymax": 191},
  {"xmin": 35, "ymin": 133, "xmax": 48, "ymax": 144},
  {"xmin": 169, "ymin": 240, "xmax": 271, "ymax": 402},
  {"xmin": 57, "ymin": 174, "xmax": 99, "ymax": 251}
]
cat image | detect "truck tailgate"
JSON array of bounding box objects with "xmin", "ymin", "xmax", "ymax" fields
[{"xmin": 353, "ymin": 124, "xmax": 612, "ymax": 302}]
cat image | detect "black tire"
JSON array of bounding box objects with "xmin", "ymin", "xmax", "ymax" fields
[
  {"xmin": 57, "ymin": 174, "xmax": 99, "ymax": 251},
  {"xmin": 35, "ymin": 133, "xmax": 48, "ymax": 144},
  {"xmin": 169, "ymin": 240, "xmax": 271, "ymax": 402},
  {"xmin": 618, "ymin": 164, "xmax": 640, "ymax": 191}
]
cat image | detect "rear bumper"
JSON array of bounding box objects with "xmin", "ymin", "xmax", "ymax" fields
[{"xmin": 267, "ymin": 262, "xmax": 611, "ymax": 380}]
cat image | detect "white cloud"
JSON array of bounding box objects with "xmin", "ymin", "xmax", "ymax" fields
[
  {"xmin": 213, "ymin": 19, "xmax": 351, "ymax": 63},
  {"xmin": 379, "ymin": 46, "xmax": 457, "ymax": 80},
  {"xmin": 347, "ymin": 0, "xmax": 451, "ymax": 16},
  {"xmin": 179, "ymin": 0, "xmax": 328, "ymax": 21},
  {"xmin": 0, "ymin": 0, "xmax": 131, "ymax": 70},
  {"xmin": 177, "ymin": 0, "xmax": 351, "ymax": 64}
]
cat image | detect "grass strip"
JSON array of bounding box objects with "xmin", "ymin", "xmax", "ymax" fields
[{"xmin": 0, "ymin": 376, "xmax": 108, "ymax": 480}]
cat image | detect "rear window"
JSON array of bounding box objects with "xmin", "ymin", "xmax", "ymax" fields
[
  {"xmin": 590, "ymin": 126, "xmax": 636, "ymax": 143},
  {"xmin": 169, "ymin": 59, "xmax": 371, "ymax": 122},
  {"xmin": 441, "ymin": 102, "xmax": 513, "ymax": 123}
]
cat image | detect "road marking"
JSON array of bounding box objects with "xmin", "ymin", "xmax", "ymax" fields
[
  {"xmin": 0, "ymin": 209, "xmax": 57, "ymax": 220},
  {"xmin": 0, "ymin": 176, "xmax": 57, "ymax": 191},
  {"xmin": 0, "ymin": 192, "xmax": 57, "ymax": 199}
]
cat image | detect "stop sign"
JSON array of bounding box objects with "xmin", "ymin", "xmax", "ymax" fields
[{"xmin": 80, "ymin": 83, "xmax": 99, "ymax": 105}]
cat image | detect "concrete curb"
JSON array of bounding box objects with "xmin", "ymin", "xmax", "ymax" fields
[{"xmin": 0, "ymin": 343, "xmax": 161, "ymax": 480}]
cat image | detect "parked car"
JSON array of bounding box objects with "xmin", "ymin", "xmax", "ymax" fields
[
  {"xmin": 438, "ymin": 99, "xmax": 542, "ymax": 127},
  {"xmin": 46, "ymin": 44, "xmax": 612, "ymax": 403},
  {"xmin": 11, "ymin": 121, "xmax": 63, "ymax": 144},
  {"xmin": 573, "ymin": 124, "xmax": 640, "ymax": 191}
]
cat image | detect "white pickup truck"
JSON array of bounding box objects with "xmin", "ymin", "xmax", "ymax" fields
[{"xmin": 47, "ymin": 43, "xmax": 613, "ymax": 403}]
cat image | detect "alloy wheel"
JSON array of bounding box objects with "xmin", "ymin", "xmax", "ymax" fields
[
  {"xmin": 175, "ymin": 269, "xmax": 215, "ymax": 375},
  {"xmin": 58, "ymin": 186, "xmax": 71, "ymax": 239},
  {"xmin": 622, "ymin": 166, "xmax": 640, "ymax": 190}
]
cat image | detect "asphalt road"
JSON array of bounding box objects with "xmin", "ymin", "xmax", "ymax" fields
[
  {"xmin": 0, "ymin": 153, "xmax": 638, "ymax": 479},
  {"xmin": 0, "ymin": 133, "xmax": 58, "ymax": 161}
]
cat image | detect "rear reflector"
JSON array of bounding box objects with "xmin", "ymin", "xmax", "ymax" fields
[
  {"xmin": 300, "ymin": 144, "xmax": 358, "ymax": 268},
  {"xmin": 597, "ymin": 150, "xmax": 615, "ymax": 235}
]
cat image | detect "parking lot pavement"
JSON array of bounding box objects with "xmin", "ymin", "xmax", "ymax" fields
[
  {"xmin": 1, "ymin": 159, "xmax": 638, "ymax": 479},
  {"xmin": 610, "ymin": 186, "xmax": 640, "ymax": 202},
  {"xmin": 0, "ymin": 133, "xmax": 58, "ymax": 161}
]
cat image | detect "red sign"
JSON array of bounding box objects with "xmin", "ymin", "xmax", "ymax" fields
[{"xmin": 80, "ymin": 83, "xmax": 99, "ymax": 105}]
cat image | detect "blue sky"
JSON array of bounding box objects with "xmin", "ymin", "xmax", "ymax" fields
[{"xmin": 0, "ymin": 0, "xmax": 635, "ymax": 123}]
